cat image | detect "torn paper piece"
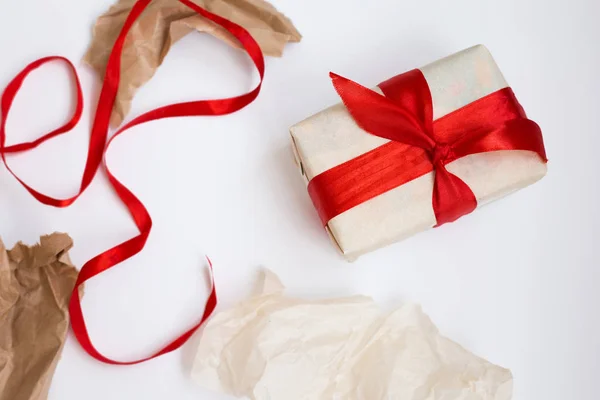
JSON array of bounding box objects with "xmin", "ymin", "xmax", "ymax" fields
[
  {"xmin": 0, "ymin": 233, "xmax": 79, "ymax": 400},
  {"xmin": 191, "ymin": 270, "xmax": 513, "ymax": 400}
]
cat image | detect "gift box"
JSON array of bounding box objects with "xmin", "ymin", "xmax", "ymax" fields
[{"xmin": 290, "ymin": 45, "xmax": 547, "ymax": 260}]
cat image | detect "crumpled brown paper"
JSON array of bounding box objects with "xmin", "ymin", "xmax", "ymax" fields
[
  {"xmin": 192, "ymin": 270, "xmax": 513, "ymax": 400},
  {"xmin": 0, "ymin": 233, "xmax": 79, "ymax": 400},
  {"xmin": 85, "ymin": 0, "xmax": 302, "ymax": 126}
]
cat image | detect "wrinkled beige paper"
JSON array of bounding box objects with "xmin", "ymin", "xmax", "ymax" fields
[
  {"xmin": 0, "ymin": 233, "xmax": 79, "ymax": 400},
  {"xmin": 192, "ymin": 270, "xmax": 513, "ymax": 400},
  {"xmin": 290, "ymin": 45, "xmax": 547, "ymax": 260},
  {"xmin": 85, "ymin": 0, "xmax": 301, "ymax": 127}
]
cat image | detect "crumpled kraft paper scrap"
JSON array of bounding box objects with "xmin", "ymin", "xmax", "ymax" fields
[
  {"xmin": 85, "ymin": 0, "xmax": 302, "ymax": 126},
  {"xmin": 0, "ymin": 233, "xmax": 79, "ymax": 400},
  {"xmin": 191, "ymin": 270, "xmax": 513, "ymax": 400}
]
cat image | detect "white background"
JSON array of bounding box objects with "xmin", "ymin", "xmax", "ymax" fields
[{"xmin": 0, "ymin": 0, "xmax": 598, "ymax": 399}]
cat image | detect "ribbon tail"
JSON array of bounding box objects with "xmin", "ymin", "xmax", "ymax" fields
[
  {"xmin": 432, "ymin": 166, "xmax": 477, "ymax": 226},
  {"xmin": 329, "ymin": 72, "xmax": 435, "ymax": 149}
]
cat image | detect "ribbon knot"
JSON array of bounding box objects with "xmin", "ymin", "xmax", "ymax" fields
[
  {"xmin": 430, "ymin": 143, "xmax": 453, "ymax": 167},
  {"xmin": 308, "ymin": 70, "xmax": 547, "ymax": 228}
]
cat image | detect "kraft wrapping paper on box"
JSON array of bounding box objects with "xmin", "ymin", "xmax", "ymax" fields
[
  {"xmin": 0, "ymin": 233, "xmax": 79, "ymax": 400},
  {"xmin": 191, "ymin": 270, "xmax": 513, "ymax": 400},
  {"xmin": 290, "ymin": 45, "xmax": 547, "ymax": 260},
  {"xmin": 85, "ymin": 0, "xmax": 301, "ymax": 127}
]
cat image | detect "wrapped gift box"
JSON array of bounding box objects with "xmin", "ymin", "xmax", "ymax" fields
[{"xmin": 290, "ymin": 45, "xmax": 547, "ymax": 260}]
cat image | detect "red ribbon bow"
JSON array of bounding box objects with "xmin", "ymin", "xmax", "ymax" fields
[{"xmin": 308, "ymin": 69, "xmax": 547, "ymax": 227}]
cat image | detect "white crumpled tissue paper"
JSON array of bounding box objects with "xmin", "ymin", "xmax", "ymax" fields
[{"xmin": 191, "ymin": 270, "xmax": 513, "ymax": 400}]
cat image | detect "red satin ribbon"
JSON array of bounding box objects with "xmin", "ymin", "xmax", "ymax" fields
[
  {"xmin": 308, "ymin": 69, "xmax": 547, "ymax": 226},
  {"xmin": 0, "ymin": 0, "xmax": 264, "ymax": 365}
]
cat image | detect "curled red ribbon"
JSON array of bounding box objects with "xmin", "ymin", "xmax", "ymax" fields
[
  {"xmin": 0, "ymin": 0, "xmax": 264, "ymax": 365},
  {"xmin": 308, "ymin": 69, "xmax": 547, "ymax": 227}
]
